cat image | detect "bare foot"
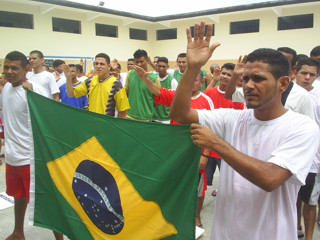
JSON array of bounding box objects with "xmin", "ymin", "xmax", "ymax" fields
[{"xmin": 5, "ymin": 232, "xmax": 25, "ymax": 240}]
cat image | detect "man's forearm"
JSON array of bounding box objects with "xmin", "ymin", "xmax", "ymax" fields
[
  {"xmin": 170, "ymin": 67, "xmax": 199, "ymax": 124},
  {"xmin": 212, "ymin": 137, "xmax": 292, "ymax": 192},
  {"xmin": 66, "ymin": 76, "xmax": 74, "ymax": 97},
  {"xmin": 224, "ymin": 73, "xmax": 240, "ymax": 100}
]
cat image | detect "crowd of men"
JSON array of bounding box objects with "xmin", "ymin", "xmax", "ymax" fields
[{"xmin": 0, "ymin": 20, "xmax": 320, "ymax": 240}]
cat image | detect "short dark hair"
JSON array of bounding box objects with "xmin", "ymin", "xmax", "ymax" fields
[
  {"xmin": 177, "ymin": 53, "xmax": 186, "ymax": 60},
  {"xmin": 310, "ymin": 46, "xmax": 320, "ymax": 57},
  {"xmin": 296, "ymin": 57, "xmax": 320, "ymax": 74},
  {"xmin": 246, "ymin": 48, "xmax": 289, "ymax": 80},
  {"xmin": 127, "ymin": 58, "xmax": 134, "ymax": 62},
  {"xmin": 277, "ymin": 47, "xmax": 297, "ymax": 67},
  {"xmin": 221, "ymin": 63, "xmax": 235, "ymax": 71},
  {"xmin": 296, "ymin": 54, "xmax": 309, "ymax": 63},
  {"xmin": 133, "ymin": 49, "xmax": 148, "ymax": 60},
  {"xmin": 157, "ymin": 57, "xmax": 169, "ymax": 64},
  {"xmin": 5, "ymin": 51, "xmax": 28, "ymax": 68},
  {"xmin": 95, "ymin": 53, "xmax": 110, "ymax": 65},
  {"xmin": 30, "ymin": 50, "xmax": 44, "ymax": 59},
  {"xmin": 75, "ymin": 64, "xmax": 83, "ymax": 73},
  {"xmin": 53, "ymin": 59, "xmax": 65, "ymax": 68},
  {"xmin": 68, "ymin": 64, "xmax": 76, "ymax": 68}
]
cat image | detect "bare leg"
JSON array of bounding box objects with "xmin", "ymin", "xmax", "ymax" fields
[
  {"xmin": 196, "ymin": 196, "xmax": 204, "ymax": 227},
  {"xmin": 317, "ymin": 200, "xmax": 320, "ymax": 224},
  {"xmin": 303, "ymin": 203, "xmax": 316, "ymax": 240},
  {"xmin": 5, "ymin": 197, "xmax": 28, "ymax": 240},
  {"xmin": 296, "ymin": 195, "xmax": 302, "ymax": 229},
  {"xmin": 53, "ymin": 231, "xmax": 64, "ymax": 240}
]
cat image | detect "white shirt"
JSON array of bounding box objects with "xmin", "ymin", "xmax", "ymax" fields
[
  {"xmin": 28, "ymin": 71, "xmax": 59, "ymax": 99},
  {"xmin": 197, "ymin": 108, "xmax": 319, "ymax": 240},
  {"xmin": 77, "ymin": 76, "xmax": 88, "ymax": 82},
  {"xmin": 158, "ymin": 74, "xmax": 178, "ymax": 90},
  {"xmin": 0, "ymin": 82, "xmax": 46, "ymax": 166}
]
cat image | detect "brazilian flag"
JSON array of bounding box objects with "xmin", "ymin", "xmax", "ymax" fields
[{"xmin": 27, "ymin": 90, "xmax": 200, "ymax": 240}]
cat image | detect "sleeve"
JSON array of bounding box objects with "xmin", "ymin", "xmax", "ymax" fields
[
  {"xmin": 171, "ymin": 78, "xmax": 178, "ymax": 90},
  {"xmin": 153, "ymin": 87, "xmax": 175, "ymax": 107},
  {"xmin": 296, "ymin": 93, "xmax": 315, "ymax": 120},
  {"xmin": 125, "ymin": 70, "xmax": 131, "ymax": 92},
  {"xmin": 268, "ymin": 120, "xmax": 319, "ymax": 185},
  {"xmin": 48, "ymin": 74, "xmax": 60, "ymax": 94},
  {"xmin": 232, "ymin": 88, "xmax": 245, "ymax": 103},
  {"xmin": 73, "ymin": 81, "xmax": 88, "ymax": 98},
  {"xmin": 113, "ymin": 80, "xmax": 130, "ymax": 112},
  {"xmin": 167, "ymin": 69, "xmax": 175, "ymax": 77}
]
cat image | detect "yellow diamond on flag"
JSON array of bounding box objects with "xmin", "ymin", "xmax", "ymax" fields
[{"xmin": 47, "ymin": 136, "xmax": 177, "ymax": 240}]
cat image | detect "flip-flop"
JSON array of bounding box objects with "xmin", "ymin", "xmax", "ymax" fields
[{"xmin": 211, "ymin": 189, "xmax": 217, "ymax": 196}]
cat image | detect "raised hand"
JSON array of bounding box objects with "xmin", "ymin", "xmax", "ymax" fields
[
  {"xmin": 133, "ymin": 65, "xmax": 150, "ymax": 81},
  {"xmin": 63, "ymin": 64, "xmax": 71, "ymax": 79},
  {"xmin": 186, "ymin": 21, "xmax": 220, "ymax": 70},
  {"xmin": 234, "ymin": 55, "xmax": 248, "ymax": 76}
]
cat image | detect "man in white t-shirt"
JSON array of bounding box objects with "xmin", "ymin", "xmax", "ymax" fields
[
  {"xmin": 295, "ymin": 57, "xmax": 320, "ymax": 240},
  {"xmin": 28, "ymin": 50, "xmax": 60, "ymax": 101},
  {"xmin": 0, "ymin": 51, "xmax": 64, "ymax": 240},
  {"xmin": 170, "ymin": 21, "xmax": 319, "ymax": 240},
  {"xmin": 53, "ymin": 59, "xmax": 67, "ymax": 88}
]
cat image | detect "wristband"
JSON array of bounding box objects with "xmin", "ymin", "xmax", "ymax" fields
[{"xmin": 201, "ymin": 153, "xmax": 209, "ymax": 158}]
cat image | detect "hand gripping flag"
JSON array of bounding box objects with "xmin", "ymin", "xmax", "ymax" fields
[{"xmin": 27, "ymin": 90, "xmax": 200, "ymax": 240}]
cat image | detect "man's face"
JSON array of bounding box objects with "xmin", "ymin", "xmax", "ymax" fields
[
  {"xmin": 192, "ymin": 74, "xmax": 203, "ymax": 93},
  {"xmin": 219, "ymin": 67, "xmax": 233, "ymax": 91},
  {"xmin": 29, "ymin": 53, "xmax": 43, "ymax": 69},
  {"xmin": 296, "ymin": 65, "xmax": 318, "ymax": 91},
  {"xmin": 94, "ymin": 57, "xmax": 110, "ymax": 78},
  {"xmin": 134, "ymin": 56, "xmax": 148, "ymax": 71},
  {"xmin": 69, "ymin": 66, "xmax": 78, "ymax": 80},
  {"xmin": 154, "ymin": 57, "xmax": 158, "ymax": 66},
  {"xmin": 3, "ymin": 59, "xmax": 27, "ymax": 87},
  {"xmin": 55, "ymin": 64, "xmax": 64, "ymax": 74},
  {"xmin": 157, "ymin": 61, "xmax": 168, "ymax": 78},
  {"xmin": 242, "ymin": 61, "xmax": 278, "ymax": 109},
  {"xmin": 177, "ymin": 57, "xmax": 187, "ymax": 73},
  {"xmin": 127, "ymin": 60, "xmax": 135, "ymax": 71}
]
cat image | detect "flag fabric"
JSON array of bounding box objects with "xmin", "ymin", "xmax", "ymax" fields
[{"xmin": 27, "ymin": 90, "xmax": 200, "ymax": 240}]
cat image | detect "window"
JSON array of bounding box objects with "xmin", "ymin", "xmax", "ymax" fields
[
  {"xmin": 157, "ymin": 28, "xmax": 177, "ymax": 40},
  {"xmin": 0, "ymin": 11, "xmax": 33, "ymax": 29},
  {"xmin": 129, "ymin": 28, "xmax": 147, "ymax": 40},
  {"xmin": 96, "ymin": 23, "xmax": 118, "ymax": 38},
  {"xmin": 190, "ymin": 24, "xmax": 215, "ymax": 37},
  {"xmin": 52, "ymin": 17, "xmax": 81, "ymax": 34},
  {"xmin": 230, "ymin": 19, "xmax": 259, "ymax": 34},
  {"xmin": 278, "ymin": 14, "xmax": 313, "ymax": 30}
]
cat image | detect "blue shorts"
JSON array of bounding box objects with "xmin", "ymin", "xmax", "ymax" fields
[{"xmin": 205, "ymin": 157, "xmax": 221, "ymax": 186}]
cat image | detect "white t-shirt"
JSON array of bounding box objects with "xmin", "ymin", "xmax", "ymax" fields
[
  {"xmin": 119, "ymin": 72, "xmax": 127, "ymax": 87},
  {"xmin": 28, "ymin": 71, "xmax": 59, "ymax": 99},
  {"xmin": 232, "ymin": 82, "xmax": 314, "ymax": 119},
  {"xmin": 309, "ymin": 87, "xmax": 320, "ymax": 173},
  {"xmin": 53, "ymin": 72, "xmax": 66, "ymax": 88},
  {"xmin": 77, "ymin": 76, "xmax": 88, "ymax": 82},
  {"xmin": 158, "ymin": 74, "xmax": 178, "ymax": 90},
  {"xmin": 0, "ymin": 82, "xmax": 46, "ymax": 166},
  {"xmin": 197, "ymin": 108, "xmax": 319, "ymax": 240}
]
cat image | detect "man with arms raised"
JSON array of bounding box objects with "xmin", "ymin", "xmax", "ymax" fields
[
  {"xmin": 66, "ymin": 53, "xmax": 129, "ymax": 117},
  {"xmin": 170, "ymin": 21, "xmax": 319, "ymax": 239}
]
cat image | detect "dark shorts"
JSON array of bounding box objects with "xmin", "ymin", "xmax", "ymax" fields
[
  {"xmin": 205, "ymin": 157, "xmax": 221, "ymax": 186},
  {"xmin": 299, "ymin": 173, "xmax": 320, "ymax": 205},
  {"xmin": 6, "ymin": 163, "xmax": 30, "ymax": 202}
]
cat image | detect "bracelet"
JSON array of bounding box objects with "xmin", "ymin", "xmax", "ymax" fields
[{"xmin": 201, "ymin": 153, "xmax": 209, "ymax": 158}]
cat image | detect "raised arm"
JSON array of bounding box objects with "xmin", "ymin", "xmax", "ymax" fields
[
  {"xmin": 170, "ymin": 21, "xmax": 220, "ymax": 124},
  {"xmin": 225, "ymin": 55, "xmax": 247, "ymax": 100},
  {"xmin": 134, "ymin": 66, "xmax": 161, "ymax": 96},
  {"xmin": 64, "ymin": 64, "xmax": 74, "ymax": 97},
  {"xmin": 206, "ymin": 68, "xmax": 220, "ymax": 89}
]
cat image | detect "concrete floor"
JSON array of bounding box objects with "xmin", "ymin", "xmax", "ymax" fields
[{"xmin": 0, "ymin": 155, "xmax": 319, "ymax": 240}]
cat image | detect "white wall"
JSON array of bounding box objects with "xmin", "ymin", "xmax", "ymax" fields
[{"xmin": 1, "ymin": 0, "xmax": 319, "ymax": 68}]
